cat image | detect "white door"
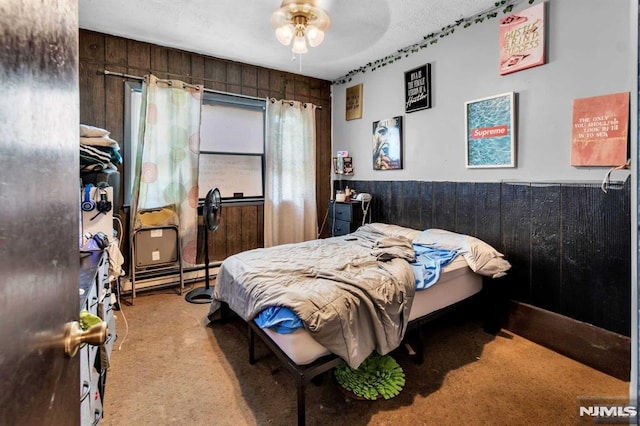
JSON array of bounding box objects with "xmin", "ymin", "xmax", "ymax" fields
[{"xmin": 0, "ymin": 1, "xmax": 81, "ymax": 425}]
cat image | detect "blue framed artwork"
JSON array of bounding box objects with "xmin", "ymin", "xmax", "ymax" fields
[{"xmin": 464, "ymin": 92, "xmax": 516, "ymax": 168}]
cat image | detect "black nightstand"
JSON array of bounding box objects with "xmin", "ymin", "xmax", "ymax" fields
[{"xmin": 328, "ymin": 200, "xmax": 364, "ymax": 236}]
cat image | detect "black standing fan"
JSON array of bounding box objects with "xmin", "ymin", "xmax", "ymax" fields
[{"xmin": 185, "ymin": 187, "xmax": 221, "ymax": 304}]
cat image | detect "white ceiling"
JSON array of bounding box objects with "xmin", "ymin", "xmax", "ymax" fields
[{"xmin": 79, "ymin": 0, "xmax": 498, "ymax": 82}]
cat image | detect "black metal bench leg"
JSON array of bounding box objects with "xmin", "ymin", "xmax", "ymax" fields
[
  {"xmin": 415, "ymin": 324, "xmax": 425, "ymax": 365},
  {"xmin": 296, "ymin": 376, "xmax": 306, "ymax": 426},
  {"xmin": 248, "ymin": 326, "xmax": 256, "ymax": 365}
]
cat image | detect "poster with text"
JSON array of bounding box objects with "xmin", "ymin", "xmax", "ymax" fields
[
  {"xmin": 465, "ymin": 92, "xmax": 516, "ymax": 168},
  {"xmin": 571, "ymin": 92, "xmax": 629, "ymax": 166},
  {"xmin": 404, "ymin": 64, "xmax": 431, "ymax": 113},
  {"xmin": 345, "ymin": 84, "xmax": 363, "ymax": 120},
  {"xmin": 499, "ymin": 2, "xmax": 545, "ymax": 75}
]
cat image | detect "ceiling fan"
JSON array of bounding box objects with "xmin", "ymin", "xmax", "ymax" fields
[{"xmin": 185, "ymin": 187, "xmax": 221, "ymax": 304}]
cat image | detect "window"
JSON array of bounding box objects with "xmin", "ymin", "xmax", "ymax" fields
[{"xmin": 123, "ymin": 81, "xmax": 265, "ymax": 205}]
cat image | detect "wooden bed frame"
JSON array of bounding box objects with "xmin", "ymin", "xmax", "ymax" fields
[{"xmin": 219, "ymin": 280, "xmax": 505, "ymax": 426}]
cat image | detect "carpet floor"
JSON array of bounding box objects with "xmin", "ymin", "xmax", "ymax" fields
[{"xmin": 101, "ymin": 287, "xmax": 629, "ymax": 426}]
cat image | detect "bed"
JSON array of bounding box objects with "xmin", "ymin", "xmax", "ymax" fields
[{"xmin": 208, "ymin": 223, "xmax": 510, "ymax": 425}]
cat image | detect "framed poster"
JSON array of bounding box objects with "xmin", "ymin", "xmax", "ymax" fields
[
  {"xmin": 404, "ymin": 64, "xmax": 431, "ymax": 113},
  {"xmin": 372, "ymin": 116, "xmax": 403, "ymax": 170},
  {"xmin": 345, "ymin": 83, "xmax": 363, "ymax": 120},
  {"xmin": 570, "ymin": 92, "xmax": 629, "ymax": 166},
  {"xmin": 465, "ymin": 92, "xmax": 516, "ymax": 168},
  {"xmin": 499, "ymin": 2, "xmax": 545, "ymax": 75}
]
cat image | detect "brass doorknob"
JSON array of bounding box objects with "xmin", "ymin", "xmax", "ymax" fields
[{"xmin": 64, "ymin": 321, "xmax": 107, "ymax": 358}]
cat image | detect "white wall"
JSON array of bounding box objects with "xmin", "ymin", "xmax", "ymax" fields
[{"xmin": 331, "ymin": 0, "xmax": 634, "ymax": 183}]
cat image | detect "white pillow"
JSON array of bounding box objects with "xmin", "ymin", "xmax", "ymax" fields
[
  {"xmin": 413, "ymin": 228, "xmax": 511, "ymax": 278},
  {"xmin": 365, "ymin": 223, "xmax": 421, "ymax": 241},
  {"xmin": 80, "ymin": 124, "xmax": 110, "ymax": 138}
]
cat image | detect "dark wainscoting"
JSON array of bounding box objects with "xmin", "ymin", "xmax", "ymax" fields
[
  {"xmin": 197, "ymin": 203, "xmax": 264, "ymax": 264},
  {"xmin": 335, "ymin": 179, "xmax": 631, "ymax": 337}
]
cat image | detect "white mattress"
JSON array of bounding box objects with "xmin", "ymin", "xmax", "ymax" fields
[{"xmin": 261, "ymin": 256, "xmax": 482, "ymax": 365}]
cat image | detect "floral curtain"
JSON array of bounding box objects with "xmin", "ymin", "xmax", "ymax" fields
[
  {"xmin": 131, "ymin": 74, "xmax": 203, "ymax": 266},
  {"xmin": 264, "ymin": 98, "xmax": 317, "ymax": 247}
]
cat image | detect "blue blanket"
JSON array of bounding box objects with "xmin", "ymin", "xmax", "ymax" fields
[
  {"xmin": 255, "ymin": 245, "xmax": 458, "ymax": 333},
  {"xmin": 411, "ymin": 245, "xmax": 458, "ymax": 290}
]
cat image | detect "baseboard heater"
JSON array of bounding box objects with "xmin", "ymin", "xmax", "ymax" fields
[{"xmin": 120, "ymin": 264, "xmax": 221, "ymax": 293}]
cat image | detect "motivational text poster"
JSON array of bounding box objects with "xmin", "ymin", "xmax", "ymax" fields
[{"xmin": 571, "ymin": 92, "xmax": 629, "ymax": 166}]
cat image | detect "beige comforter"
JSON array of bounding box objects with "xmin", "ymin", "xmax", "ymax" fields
[{"xmin": 208, "ymin": 224, "xmax": 416, "ymax": 368}]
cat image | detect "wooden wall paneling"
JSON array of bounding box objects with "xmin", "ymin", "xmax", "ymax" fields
[
  {"xmin": 294, "ymin": 77, "xmax": 310, "ymax": 100},
  {"xmin": 316, "ymin": 104, "xmax": 332, "ymax": 231},
  {"xmin": 455, "ymin": 182, "xmax": 476, "ymax": 236},
  {"xmin": 257, "ymin": 67, "xmax": 270, "ymax": 98},
  {"xmin": 371, "ymin": 181, "xmax": 392, "ymax": 223},
  {"xmin": 327, "ymin": 178, "xmax": 631, "ymax": 337},
  {"xmin": 167, "ymin": 50, "xmax": 192, "ymax": 82},
  {"xmin": 432, "ymin": 182, "xmax": 456, "ymax": 231},
  {"xmin": 269, "ymin": 70, "xmax": 286, "ymax": 99},
  {"xmin": 191, "ymin": 55, "xmax": 205, "ymax": 86},
  {"xmin": 560, "ymin": 184, "xmax": 602, "ymax": 326},
  {"xmin": 125, "ymin": 38, "xmax": 150, "ymax": 76},
  {"xmin": 104, "ymin": 38, "xmax": 127, "ymax": 134},
  {"xmin": 399, "ymin": 181, "xmax": 422, "ymax": 230},
  {"xmin": 240, "ymin": 206, "xmax": 259, "ymax": 252},
  {"xmin": 500, "ymin": 183, "xmax": 532, "ymax": 302},
  {"xmin": 387, "ymin": 181, "xmax": 410, "ymax": 225},
  {"xmin": 355, "ymin": 180, "xmax": 375, "ymax": 221},
  {"xmin": 224, "ymin": 205, "xmax": 243, "ymax": 256},
  {"xmin": 150, "ymin": 46, "xmax": 169, "ymax": 79},
  {"xmin": 104, "ymin": 36, "xmax": 127, "ymax": 212},
  {"xmin": 210, "ymin": 217, "xmax": 228, "ymax": 261},
  {"xmin": 474, "ymin": 183, "xmax": 501, "ymax": 248},
  {"xmin": 241, "ymin": 65, "xmax": 258, "ymax": 97},
  {"xmin": 204, "ymin": 58, "xmax": 226, "ymax": 92},
  {"xmin": 104, "ymin": 36, "xmax": 127, "ymax": 73},
  {"xmin": 561, "ymin": 183, "xmax": 630, "ymax": 335},
  {"xmin": 362, "ymin": 180, "xmax": 382, "ymax": 223},
  {"xmin": 309, "ymin": 79, "xmax": 324, "ymax": 99},
  {"xmin": 241, "ymin": 85, "xmax": 258, "ymax": 98},
  {"xmin": 226, "ymin": 62, "xmax": 242, "ymax": 95},
  {"xmin": 79, "ymin": 32, "xmax": 105, "ymax": 127},
  {"xmin": 78, "ymin": 30, "xmax": 332, "ymax": 280},
  {"xmin": 79, "ymin": 64, "xmax": 106, "ymax": 128},
  {"xmin": 284, "ymin": 73, "xmax": 296, "ymax": 100},
  {"xmin": 257, "ymin": 204, "xmax": 264, "ymax": 247},
  {"xmin": 386, "ymin": 181, "xmax": 406, "ymax": 226},
  {"xmin": 104, "ymin": 35, "xmax": 127, "ymax": 68},
  {"xmin": 530, "ymin": 185, "xmax": 562, "ymax": 311},
  {"xmin": 79, "ymin": 30, "xmax": 105, "ymax": 63},
  {"xmin": 417, "ymin": 181, "xmax": 433, "ymax": 230},
  {"xmin": 596, "ymin": 181, "xmax": 631, "ymax": 335}
]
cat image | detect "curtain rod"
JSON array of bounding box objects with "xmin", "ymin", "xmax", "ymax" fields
[
  {"xmin": 101, "ymin": 69, "xmax": 322, "ymax": 109},
  {"xmin": 268, "ymin": 97, "xmax": 322, "ymax": 110}
]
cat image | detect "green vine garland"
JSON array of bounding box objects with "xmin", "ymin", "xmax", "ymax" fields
[
  {"xmin": 333, "ymin": 0, "xmax": 538, "ymax": 85},
  {"xmin": 334, "ymin": 352, "xmax": 406, "ymax": 400}
]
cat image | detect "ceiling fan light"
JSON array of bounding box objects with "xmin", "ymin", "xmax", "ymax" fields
[
  {"xmin": 275, "ymin": 24, "xmax": 294, "ymax": 45},
  {"xmin": 291, "ymin": 35, "xmax": 308, "ymax": 54},
  {"xmin": 306, "ymin": 25, "xmax": 324, "ymax": 47},
  {"xmin": 271, "ymin": 1, "xmax": 330, "ymax": 55}
]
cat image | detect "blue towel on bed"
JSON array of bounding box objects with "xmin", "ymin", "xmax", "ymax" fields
[
  {"xmin": 411, "ymin": 245, "xmax": 459, "ymax": 290},
  {"xmin": 255, "ymin": 306, "xmax": 303, "ymax": 333},
  {"xmin": 255, "ymin": 245, "xmax": 459, "ymax": 334}
]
